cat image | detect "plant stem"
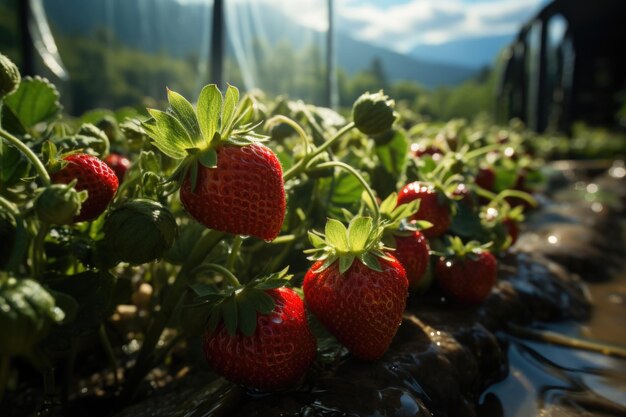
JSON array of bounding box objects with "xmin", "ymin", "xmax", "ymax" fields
[
  {"xmin": 0, "ymin": 354, "xmax": 9, "ymax": 403},
  {"xmin": 226, "ymin": 235, "xmax": 242, "ymax": 271},
  {"xmin": 266, "ymin": 115, "xmax": 311, "ymax": 158},
  {"xmin": 201, "ymin": 263, "xmax": 241, "ymax": 287},
  {"xmin": 32, "ymin": 222, "xmax": 49, "ymax": 278},
  {"xmin": 283, "ymin": 122, "xmax": 355, "ymax": 181},
  {"xmin": 0, "ymin": 196, "xmax": 28, "ymax": 274},
  {"xmin": 314, "ymin": 161, "xmax": 380, "ymax": 220},
  {"xmin": 120, "ymin": 230, "xmax": 224, "ymax": 401},
  {"xmin": 493, "ymin": 189, "xmax": 537, "ymax": 206},
  {"xmin": 0, "ymin": 128, "xmax": 51, "ymax": 185},
  {"xmin": 99, "ymin": 325, "xmax": 120, "ymax": 385}
]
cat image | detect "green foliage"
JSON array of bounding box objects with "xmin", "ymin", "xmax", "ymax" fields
[{"xmin": 3, "ymin": 76, "xmax": 62, "ymax": 130}]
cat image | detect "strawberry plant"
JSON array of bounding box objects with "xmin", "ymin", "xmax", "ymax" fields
[{"xmin": 0, "ymin": 50, "xmax": 557, "ymax": 413}]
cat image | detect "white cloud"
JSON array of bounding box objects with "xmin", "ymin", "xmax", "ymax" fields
[{"xmin": 336, "ymin": 0, "xmax": 547, "ymax": 51}]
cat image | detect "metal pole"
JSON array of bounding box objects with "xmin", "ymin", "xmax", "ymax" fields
[
  {"xmin": 210, "ymin": 0, "xmax": 225, "ymax": 88},
  {"xmin": 326, "ymin": 0, "xmax": 337, "ymax": 108},
  {"xmin": 18, "ymin": 0, "xmax": 34, "ymax": 76}
]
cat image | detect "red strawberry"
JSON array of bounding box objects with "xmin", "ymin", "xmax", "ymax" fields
[
  {"xmin": 475, "ymin": 167, "xmax": 495, "ymax": 191},
  {"xmin": 180, "ymin": 144, "xmax": 286, "ymax": 241},
  {"xmin": 393, "ymin": 231, "xmax": 430, "ymax": 289},
  {"xmin": 303, "ymin": 256, "xmax": 408, "ymax": 361},
  {"xmin": 51, "ymin": 153, "xmax": 119, "ymax": 222},
  {"xmin": 104, "ymin": 152, "xmax": 131, "ymax": 181},
  {"xmin": 435, "ymin": 250, "xmax": 497, "ymax": 304},
  {"xmin": 411, "ymin": 143, "xmax": 442, "ymax": 160},
  {"xmin": 397, "ymin": 182, "xmax": 450, "ymax": 238},
  {"xmin": 203, "ymin": 287, "xmax": 317, "ymax": 391}
]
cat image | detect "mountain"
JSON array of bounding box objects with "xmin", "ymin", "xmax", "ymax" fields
[
  {"xmin": 336, "ymin": 33, "xmax": 476, "ymax": 88},
  {"xmin": 41, "ymin": 0, "xmax": 476, "ymax": 89},
  {"xmin": 410, "ymin": 35, "xmax": 514, "ymax": 69}
]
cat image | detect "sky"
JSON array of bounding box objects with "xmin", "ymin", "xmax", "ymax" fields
[{"xmin": 273, "ymin": 0, "xmax": 551, "ymax": 53}]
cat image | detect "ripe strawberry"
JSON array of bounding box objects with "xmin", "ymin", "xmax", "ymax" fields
[
  {"xmin": 180, "ymin": 144, "xmax": 286, "ymax": 241},
  {"xmin": 397, "ymin": 182, "xmax": 450, "ymax": 238},
  {"xmin": 51, "ymin": 153, "xmax": 119, "ymax": 222},
  {"xmin": 503, "ymin": 217, "xmax": 519, "ymax": 244},
  {"xmin": 104, "ymin": 152, "xmax": 131, "ymax": 181},
  {"xmin": 435, "ymin": 241, "xmax": 497, "ymax": 304},
  {"xmin": 475, "ymin": 167, "xmax": 495, "ymax": 191},
  {"xmin": 411, "ymin": 143, "xmax": 442, "ymax": 159},
  {"xmin": 393, "ymin": 231, "xmax": 430, "ymax": 289},
  {"xmin": 304, "ymin": 256, "xmax": 408, "ymax": 361},
  {"xmin": 203, "ymin": 287, "xmax": 317, "ymax": 391}
]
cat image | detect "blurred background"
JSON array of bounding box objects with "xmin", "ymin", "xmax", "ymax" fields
[{"xmin": 1, "ymin": 0, "xmax": 625, "ymax": 134}]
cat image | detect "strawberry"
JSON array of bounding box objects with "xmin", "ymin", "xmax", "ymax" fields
[
  {"xmin": 397, "ymin": 182, "xmax": 450, "ymax": 238},
  {"xmin": 104, "ymin": 152, "xmax": 131, "ymax": 181},
  {"xmin": 203, "ymin": 287, "xmax": 316, "ymax": 391},
  {"xmin": 411, "ymin": 143, "xmax": 442, "ymax": 159},
  {"xmin": 435, "ymin": 238, "xmax": 497, "ymax": 304},
  {"xmin": 503, "ymin": 217, "xmax": 519, "ymax": 245},
  {"xmin": 475, "ymin": 167, "xmax": 495, "ymax": 191},
  {"xmin": 393, "ymin": 231, "xmax": 430, "ymax": 289},
  {"xmin": 304, "ymin": 217, "xmax": 408, "ymax": 361},
  {"xmin": 51, "ymin": 153, "xmax": 118, "ymax": 222},
  {"xmin": 179, "ymin": 144, "xmax": 286, "ymax": 241}
]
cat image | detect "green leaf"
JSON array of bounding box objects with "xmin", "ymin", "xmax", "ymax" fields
[
  {"xmin": 198, "ymin": 148, "xmax": 218, "ymax": 168},
  {"xmin": 167, "ymin": 88, "xmax": 201, "ymax": 141},
  {"xmin": 189, "ymin": 161, "xmax": 199, "ymax": 192},
  {"xmin": 325, "ymin": 219, "xmax": 349, "ymax": 252},
  {"xmin": 0, "ymin": 141, "xmax": 31, "ymax": 187},
  {"xmin": 308, "ymin": 231, "xmax": 326, "ymax": 248},
  {"xmin": 197, "ymin": 84, "xmax": 223, "ymax": 147},
  {"xmin": 339, "ymin": 254, "xmax": 355, "ymax": 274},
  {"xmin": 348, "ymin": 216, "xmax": 372, "ymax": 252},
  {"xmin": 254, "ymin": 290, "xmax": 275, "ymax": 314},
  {"xmin": 189, "ymin": 283, "xmax": 218, "ymax": 297},
  {"xmin": 221, "ymin": 85, "xmax": 240, "ymax": 136},
  {"xmin": 237, "ymin": 291, "xmax": 258, "ymax": 337},
  {"xmin": 147, "ymin": 109, "xmax": 193, "ymax": 159},
  {"xmin": 222, "ymin": 297, "xmax": 238, "ymax": 336},
  {"xmin": 4, "ymin": 76, "xmax": 62, "ymax": 129},
  {"xmin": 375, "ymin": 130, "xmax": 409, "ymax": 177},
  {"xmin": 379, "ymin": 193, "xmax": 398, "ymax": 215},
  {"xmin": 360, "ymin": 252, "xmax": 382, "ymax": 272}
]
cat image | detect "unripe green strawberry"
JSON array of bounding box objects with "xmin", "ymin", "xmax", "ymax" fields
[
  {"xmin": 203, "ymin": 287, "xmax": 317, "ymax": 391},
  {"xmin": 0, "ymin": 53, "xmax": 20, "ymax": 98},
  {"xmin": 0, "ymin": 277, "xmax": 64, "ymax": 356},
  {"xmin": 180, "ymin": 144, "xmax": 286, "ymax": 241},
  {"xmin": 51, "ymin": 153, "xmax": 119, "ymax": 222},
  {"xmin": 35, "ymin": 182, "xmax": 86, "ymax": 225},
  {"xmin": 352, "ymin": 91, "xmax": 396, "ymax": 136},
  {"xmin": 103, "ymin": 199, "xmax": 177, "ymax": 265}
]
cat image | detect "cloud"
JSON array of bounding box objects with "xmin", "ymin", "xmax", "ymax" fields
[{"xmin": 335, "ymin": 0, "xmax": 547, "ymax": 51}]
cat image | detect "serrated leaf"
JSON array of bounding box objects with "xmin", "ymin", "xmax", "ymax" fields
[
  {"xmin": 147, "ymin": 109, "xmax": 193, "ymax": 159},
  {"xmin": 221, "ymin": 85, "xmax": 239, "ymax": 136},
  {"xmin": 167, "ymin": 88, "xmax": 201, "ymax": 141},
  {"xmin": 222, "ymin": 297, "xmax": 238, "ymax": 336},
  {"xmin": 325, "ymin": 219, "xmax": 349, "ymax": 252},
  {"xmin": 360, "ymin": 252, "xmax": 382, "ymax": 272},
  {"xmin": 198, "ymin": 148, "xmax": 218, "ymax": 168},
  {"xmin": 348, "ymin": 216, "xmax": 372, "ymax": 252},
  {"xmin": 338, "ymin": 254, "xmax": 355, "ymax": 274},
  {"xmin": 4, "ymin": 76, "xmax": 61, "ymax": 128},
  {"xmin": 197, "ymin": 84, "xmax": 222, "ymax": 147}
]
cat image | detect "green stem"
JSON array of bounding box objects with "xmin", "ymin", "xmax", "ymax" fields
[
  {"xmin": 201, "ymin": 263, "xmax": 241, "ymax": 287},
  {"xmin": 32, "ymin": 222, "xmax": 49, "ymax": 279},
  {"xmin": 314, "ymin": 161, "xmax": 380, "ymax": 220},
  {"xmin": 266, "ymin": 115, "xmax": 312, "ymax": 158},
  {"xmin": 0, "ymin": 354, "xmax": 9, "ymax": 403},
  {"xmin": 0, "ymin": 128, "xmax": 51, "ymax": 185},
  {"xmin": 283, "ymin": 122, "xmax": 355, "ymax": 181},
  {"xmin": 465, "ymin": 144, "xmax": 502, "ymax": 161},
  {"xmin": 99, "ymin": 325, "xmax": 120, "ymax": 385},
  {"xmin": 493, "ymin": 189, "xmax": 537, "ymax": 206},
  {"xmin": 0, "ymin": 196, "xmax": 28, "ymax": 274},
  {"xmin": 268, "ymin": 234, "xmax": 297, "ymax": 244},
  {"xmin": 121, "ymin": 230, "xmax": 224, "ymax": 401},
  {"xmin": 226, "ymin": 236, "xmax": 242, "ymax": 272}
]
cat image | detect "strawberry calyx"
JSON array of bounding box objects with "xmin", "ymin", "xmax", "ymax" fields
[
  {"xmin": 434, "ymin": 236, "xmax": 492, "ymax": 262},
  {"xmin": 142, "ymin": 84, "xmax": 269, "ymax": 191},
  {"xmin": 378, "ymin": 192, "xmax": 432, "ymax": 240},
  {"xmin": 304, "ymin": 215, "xmax": 393, "ymax": 274},
  {"xmin": 189, "ymin": 265, "xmax": 292, "ymax": 337}
]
